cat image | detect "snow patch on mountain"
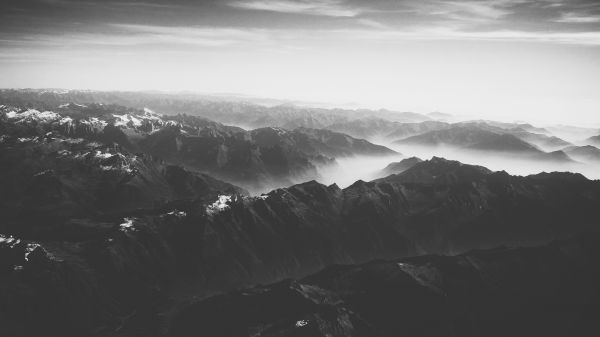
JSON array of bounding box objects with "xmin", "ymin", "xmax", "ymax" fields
[
  {"xmin": 206, "ymin": 195, "xmax": 232, "ymax": 215},
  {"xmin": 6, "ymin": 109, "xmax": 61, "ymax": 123},
  {"xmin": 119, "ymin": 218, "xmax": 136, "ymax": 232}
]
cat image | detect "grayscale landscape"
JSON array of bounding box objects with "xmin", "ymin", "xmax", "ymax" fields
[{"xmin": 1, "ymin": 1, "xmax": 600, "ymax": 337}]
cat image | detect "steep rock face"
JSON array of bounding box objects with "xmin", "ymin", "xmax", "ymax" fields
[{"xmin": 170, "ymin": 233, "xmax": 600, "ymax": 337}]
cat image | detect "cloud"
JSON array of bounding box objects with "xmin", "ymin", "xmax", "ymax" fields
[
  {"xmin": 228, "ymin": 0, "xmax": 363, "ymax": 17},
  {"xmin": 555, "ymin": 12, "xmax": 600, "ymax": 23},
  {"xmin": 356, "ymin": 18, "xmax": 387, "ymax": 29},
  {"xmin": 0, "ymin": 24, "xmax": 273, "ymax": 50},
  {"xmin": 403, "ymin": 0, "xmax": 517, "ymax": 23},
  {"xmin": 342, "ymin": 26, "xmax": 600, "ymax": 46},
  {"xmin": 443, "ymin": 1, "xmax": 512, "ymax": 20}
]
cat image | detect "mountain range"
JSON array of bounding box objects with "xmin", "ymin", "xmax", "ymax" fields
[
  {"xmin": 171, "ymin": 233, "xmax": 600, "ymax": 337},
  {"xmin": 2, "ymin": 156, "xmax": 600, "ymax": 336},
  {"xmin": 395, "ymin": 125, "xmax": 574, "ymax": 162},
  {"xmin": 1, "ymin": 103, "xmax": 396, "ymax": 194},
  {"xmin": 2, "ymin": 90, "xmax": 600, "ymax": 337}
]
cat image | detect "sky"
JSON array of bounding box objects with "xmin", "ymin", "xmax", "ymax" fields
[{"xmin": 1, "ymin": 0, "xmax": 600, "ymax": 125}]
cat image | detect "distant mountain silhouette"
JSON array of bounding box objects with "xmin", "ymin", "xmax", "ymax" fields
[
  {"xmin": 564, "ymin": 145, "xmax": 600, "ymax": 162},
  {"xmin": 396, "ymin": 125, "xmax": 574, "ymax": 162},
  {"xmin": 586, "ymin": 134, "xmax": 600, "ymax": 146}
]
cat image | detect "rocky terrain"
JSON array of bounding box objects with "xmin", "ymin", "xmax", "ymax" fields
[
  {"xmin": 170, "ymin": 233, "xmax": 600, "ymax": 337},
  {"xmin": 0, "ymin": 102, "xmax": 396, "ymax": 194},
  {"xmin": 1, "ymin": 90, "xmax": 600, "ymax": 337},
  {"xmin": 0, "ymin": 89, "xmax": 431, "ymax": 130},
  {"xmin": 2, "ymin": 153, "xmax": 600, "ymax": 336}
]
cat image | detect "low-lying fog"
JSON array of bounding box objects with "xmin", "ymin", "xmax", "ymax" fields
[
  {"xmin": 317, "ymin": 154, "xmax": 404, "ymax": 187},
  {"xmin": 314, "ymin": 144, "xmax": 600, "ymax": 190}
]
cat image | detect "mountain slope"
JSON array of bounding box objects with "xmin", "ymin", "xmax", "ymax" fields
[
  {"xmin": 2, "ymin": 157, "xmax": 600, "ymax": 336},
  {"xmin": 2, "ymin": 104, "xmax": 396, "ymax": 193},
  {"xmin": 0, "ymin": 116, "xmax": 246, "ymax": 238},
  {"xmin": 564, "ymin": 145, "xmax": 600, "ymax": 163},
  {"xmin": 176, "ymin": 157, "xmax": 600, "ymax": 289},
  {"xmin": 171, "ymin": 233, "xmax": 600, "ymax": 337},
  {"xmin": 379, "ymin": 156, "xmax": 423, "ymax": 176},
  {"xmin": 0, "ymin": 89, "xmax": 431, "ymax": 129},
  {"xmin": 326, "ymin": 118, "xmax": 448, "ymax": 140},
  {"xmin": 586, "ymin": 134, "xmax": 600, "ymax": 146},
  {"xmin": 396, "ymin": 125, "xmax": 574, "ymax": 162}
]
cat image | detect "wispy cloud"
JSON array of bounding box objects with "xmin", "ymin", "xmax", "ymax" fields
[
  {"xmin": 0, "ymin": 24, "xmax": 273, "ymax": 50},
  {"xmin": 356, "ymin": 18, "xmax": 388, "ymax": 29},
  {"xmin": 405, "ymin": 0, "xmax": 517, "ymax": 23},
  {"xmin": 555, "ymin": 12, "xmax": 600, "ymax": 23},
  {"xmin": 228, "ymin": 0, "xmax": 363, "ymax": 17},
  {"xmin": 110, "ymin": 24, "xmax": 270, "ymax": 46},
  {"xmin": 343, "ymin": 26, "xmax": 600, "ymax": 46}
]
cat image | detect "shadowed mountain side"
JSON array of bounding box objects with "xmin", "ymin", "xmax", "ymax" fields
[
  {"xmin": 170, "ymin": 233, "xmax": 600, "ymax": 337},
  {"xmin": 180, "ymin": 157, "xmax": 600, "ymax": 289},
  {"xmin": 0, "ymin": 131, "xmax": 246, "ymax": 239},
  {"xmin": 285, "ymin": 127, "xmax": 397, "ymax": 157},
  {"xmin": 396, "ymin": 126, "xmax": 574, "ymax": 162},
  {"xmin": 2, "ymin": 157, "xmax": 600, "ymax": 336}
]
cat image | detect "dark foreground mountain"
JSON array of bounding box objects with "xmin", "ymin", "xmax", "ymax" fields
[
  {"xmin": 171, "ymin": 233, "xmax": 600, "ymax": 337},
  {"xmin": 1, "ymin": 157, "xmax": 600, "ymax": 336}
]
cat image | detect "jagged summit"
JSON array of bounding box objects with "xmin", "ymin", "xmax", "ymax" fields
[{"xmin": 376, "ymin": 156, "xmax": 493, "ymax": 184}]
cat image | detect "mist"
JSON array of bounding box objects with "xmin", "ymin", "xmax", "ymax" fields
[
  {"xmin": 387, "ymin": 143, "xmax": 600, "ymax": 180},
  {"xmin": 316, "ymin": 154, "xmax": 404, "ymax": 188},
  {"xmin": 308, "ymin": 141, "xmax": 600, "ymax": 193}
]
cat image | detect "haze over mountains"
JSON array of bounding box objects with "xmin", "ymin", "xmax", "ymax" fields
[{"xmin": 2, "ymin": 89, "xmax": 600, "ymax": 336}]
